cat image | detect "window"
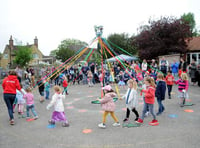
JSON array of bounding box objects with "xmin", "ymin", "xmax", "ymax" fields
[
  {"xmin": 187, "ymin": 54, "xmax": 190, "ymax": 65},
  {"xmin": 3, "ymin": 54, "xmax": 8, "ymax": 59},
  {"xmin": 192, "ymin": 53, "xmax": 197, "ymax": 61},
  {"xmin": 32, "ymin": 53, "xmax": 39, "ymax": 59},
  {"xmin": 198, "ymin": 54, "xmax": 200, "ymax": 64}
]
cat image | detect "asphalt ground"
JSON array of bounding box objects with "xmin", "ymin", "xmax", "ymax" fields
[{"xmin": 0, "ymin": 83, "xmax": 200, "ymax": 148}]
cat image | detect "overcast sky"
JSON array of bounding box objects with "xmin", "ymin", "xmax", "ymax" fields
[{"xmin": 0, "ymin": 0, "xmax": 199, "ymax": 56}]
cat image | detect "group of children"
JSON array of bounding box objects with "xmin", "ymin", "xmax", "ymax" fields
[{"xmin": 97, "ymin": 71, "xmax": 189, "ymax": 128}]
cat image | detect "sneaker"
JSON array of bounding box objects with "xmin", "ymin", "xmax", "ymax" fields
[
  {"xmin": 150, "ymin": 119, "xmax": 158, "ymax": 124},
  {"xmin": 134, "ymin": 117, "xmax": 139, "ymax": 121},
  {"xmin": 48, "ymin": 120, "xmax": 55, "ymax": 125},
  {"xmin": 156, "ymin": 112, "xmax": 162, "ymax": 116},
  {"xmin": 136, "ymin": 118, "xmax": 143, "ymax": 124},
  {"xmin": 10, "ymin": 119, "xmax": 15, "ymax": 125},
  {"xmin": 113, "ymin": 122, "xmax": 120, "ymax": 127},
  {"xmin": 123, "ymin": 118, "xmax": 129, "ymax": 122},
  {"xmin": 34, "ymin": 116, "xmax": 39, "ymax": 120},
  {"xmin": 98, "ymin": 123, "xmax": 106, "ymax": 128},
  {"xmin": 62, "ymin": 123, "xmax": 69, "ymax": 127}
]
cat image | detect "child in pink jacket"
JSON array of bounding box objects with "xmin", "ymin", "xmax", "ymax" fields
[{"xmin": 97, "ymin": 85, "xmax": 120, "ymax": 128}]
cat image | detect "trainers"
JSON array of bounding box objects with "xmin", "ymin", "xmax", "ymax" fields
[
  {"xmin": 134, "ymin": 117, "xmax": 139, "ymax": 121},
  {"xmin": 136, "ymin": 118, "xmax": 143, "ymax": 124},
  {"xmin": 62, "ymin": 123, "xmax": 69, "ymax": 127},
  {"xmin": 10, "ymin": 119, "xmax": 15, "ymax": 125},
  {"xmin": 156, "ymin": 112, "xmax": 162, "ymax": 116},
  {"xmin": 48, "ymin": 120, "xmax": 55, "ymax": 125},
  {"xmin": 98, "ymin": 123, "xmax": 106, "ymax": 128},
  {"xmin": 123, "ymin": 118, "xmax": 129, "ymax": 122},
  {"xmin": 150, "ymin": 119, "xmax": 158, "ymax": 124},
  {"xmin": 34, "ymin": 116, "xmax": 39, "ymax": 120},
  {"xmin": 113, "ymin": 122, "xmax": 120, "ymax": 127}
]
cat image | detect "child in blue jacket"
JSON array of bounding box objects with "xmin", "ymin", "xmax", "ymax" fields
[{"xmin": 155, "ymin": 73, "xmax": 166, "ymax": 116}]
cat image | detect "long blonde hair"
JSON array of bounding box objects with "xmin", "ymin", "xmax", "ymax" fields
[
  {"xmin": 128, "ymin": 79, "xmax": 137, "ymax": 90},
  {"xmin": 181, "ymin": 73, "xmax": 188, "ymax": 81},
  {"xmin": 144, "ymin": 77, "xmax": 156, "ymax": 87}
]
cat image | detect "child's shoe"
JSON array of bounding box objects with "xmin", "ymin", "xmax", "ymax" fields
[
  {"xmin": 48, "ymin": 120, "xmax": 55, "ymax": 125},
  {"xmin": 123, "ymin": 118, "xmax": 129, "ymax": 122},
  {"xmin": 113, "ymin": 122, "xmax": 120, "ymax": 127},
  {"xmin": 136, "ymin": 118, "xmax": 143, "ymax": 124},
  {"xmin": 10, "ymin": 119, "xmax": 15, "ymax": 125},
  {"xmin": 98, "ymin": 123, "xmax": 106, "ymax": 128},
  {"xmin": 150, "ymin": 119, "xmax": 158, "ymax": 124},
  {"xmin": 62, "ymin": 123, "xmax": 69, "ymax": 127},
  {"xmin": 134, "ymin": 117, "xmax": 139, "ymax": 121},
  {"xmin": 34, "ymin": 116, "xmax": 39, "ymax": 120}
]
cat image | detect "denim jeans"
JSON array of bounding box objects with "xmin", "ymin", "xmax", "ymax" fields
[
  {"xmin": 141, "ymin": 103, "xmax": 156, "ymax": 120},
  {"xmin": 45, "ymin": 90, "xmax": 50, "ymax": 99},
  {"xmin": 167, "ymin": 85, "xmax": 173, "ymax": 97},
  {"xmin": 26, "ymin": 104, "xmax": 37, "ymax": 117},
  {"xmin": 3, "ymin": 93, "xmax": 16, "ymax": 120},
  {"xmin": 157, "ymin": 99, "xmax": 165, "ymax": 113}
]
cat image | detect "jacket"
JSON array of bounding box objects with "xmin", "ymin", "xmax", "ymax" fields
[
  {"xmin": 155, "ymin": 80, "xmax": 166, "ymax": 100},
  {"xmin": 47, "ymin": 93, "xmax": 65, "ymax": 112},
  {"xmin": 62, "ymin": 80, "xmax": 68, "ymax": 87},
  {"xmin": 175, "ymin": 79, "xmax": 189, "ymax": 92},
  {"xmin": 23, "ymin": 92, "xmax": 34, "ymax": 105},
  {"xmin": 165, "ymin": 75, "xmax": 174, "ymax": 85},
  {"xmin": 100, "ymin": 92, "xmax": 116, "ymax": 112},
  {"xmin": 142, "ymin": 86, "xmax": 155, "ymax": 104},
  {"xmin": 2, "ymin": 75, "xmax": 21, "ymax": 94},
  {"xmin": 122, "ymin": 88, "xmax": 138, "ymax": 109}
]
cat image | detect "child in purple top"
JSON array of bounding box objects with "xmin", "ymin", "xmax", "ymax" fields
[
  {"xmin": 23, "ymin": 88, "xmax": 38, "ymax": 119},
  {"xmin": 175, "ymin": 73, "xmax": 189, "ymax": 107}
]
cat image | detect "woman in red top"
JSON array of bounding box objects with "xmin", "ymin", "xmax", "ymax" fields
[
  {"xmin": 136, "ymin": 77, "xmax": 158, "ymax": 125},
  {"xmin": 2, "ymin": 71, "xmax": 21, "ymax": 125},
  {"xmin": 165, "ymin": 70, "xmax": 174, "ymax": 99}
]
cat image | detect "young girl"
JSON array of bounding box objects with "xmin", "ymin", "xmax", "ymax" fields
[
  {"xmin": 16, "ymin": 84, "xmax": 26, "ymax": 115},
  {"xmin": 46, "ymin": 86, "xmax": 69, "ymax": 127},
  {"xmin": 62, "ymin": 76, "xmax": 68, "ymax": 95},
  {"xmin": 175, "ymin": 73, "xmax": 189, "ymax": 107},
  {"xmin": 23, "ymin": 87, "xmax": 38, "ymax": 119},
  {"xmin": 118, "ymin": 71, "xmax": 125, "ymax": 88},
  {"xmin": 136, "ymin": 77, "xmax": 158, "ymax": 124},
  {"xmin": 87, "ymin": 70, "xmax": 93, "ymax": 87},
  {"xmin": 155, "ymin": 73, "xmax": 166, "ymax": 116},
  {"xmin": 44, "ymin": 79, "xmax": 50, "ymax": 100},
  {"xmin": 121, "ymin": 79, "xmax": 139, "ymax": 122},
  {"xmin": 165, "ymin": 71, "xmax": 174, "ymax": 99},
  {"xmin": 97, "ymin": 85, "xmax": 120, "ymax": 128}
]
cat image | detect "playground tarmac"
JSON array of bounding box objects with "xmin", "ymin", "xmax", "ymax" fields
[{"xmin": 0, "ymin": 83, "xmax": 200, "ymax": 148}]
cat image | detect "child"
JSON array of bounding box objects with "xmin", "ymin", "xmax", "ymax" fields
[
  {"xmin": 62, "ymin": 76, "xmax": 69, "ymax": 95},
  {"xmin": 118, "ymin": 71, "xmax": 125, "ymax": 88},
  {"xmin": 16, "ymin": 84, "xmax": 26, "ymax": 115},
  {"xmin": 87, "ymin": 70, "xmax": 93, "ymax": 87},
  {"xmin": 23, "ymin": 87, "xmax": 38, "ymax": 119},
  {"xmin": 37, "ymin": 77, "xmax": 45, "ymax": 102},
  {"xmin": 175, "ymin": 73, "xmax": 189, "ymax": 107},
  {"xmin": 136, "ymin": 77, "xmax": 158, "ymax": 124},
  {"xmin": 44, "ymin": 79, "xmax": 50, "ymax": 100},
  {"xmin": 97, "ymin": 85, "xmax": 120, "ymax": 128},
  {"xmin": 165, "ymin": 71, "xmax": 174, "ymax": 99},
  {"xmin": 46, "ymin": 86, "xmax": 69, "ymax": 127},
  {"xmin": 155, "ymin": 73, "xmax": 166, "ymax": 115},
  {"xmin": 121, "ymin": 79, "xmax": 139, "ymax": 122}
]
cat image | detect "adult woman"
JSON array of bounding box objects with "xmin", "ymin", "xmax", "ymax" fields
[
  {"xmin": 2, "ymin": 71, "xmax": 21, "ymax": 125},
  {"xmin": 189, "ymin": 59, "xmax": 197, "ymax": 85}
]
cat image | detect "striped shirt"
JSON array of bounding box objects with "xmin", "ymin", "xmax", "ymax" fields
[{"xmin": 175, "ymin": 79, "xmax": 189, "ymax": 92}]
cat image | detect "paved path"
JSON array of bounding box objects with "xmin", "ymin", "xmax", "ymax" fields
[{"xmin": 0, "ymin": 83, "xmax": 199, "ymax": 148}]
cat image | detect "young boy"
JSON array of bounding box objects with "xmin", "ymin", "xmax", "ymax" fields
[{"xmin": 165, "ymin": 71, "xmax": 174, "ymax": 99}]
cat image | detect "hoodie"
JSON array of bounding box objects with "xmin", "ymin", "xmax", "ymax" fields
[{"xmin": 2, "ymin": 75, "xmax": 21, "ymax": 94}]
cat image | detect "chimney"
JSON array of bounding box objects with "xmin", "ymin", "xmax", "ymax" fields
[
  {"xmin": 34, "ymin": 36, "xmax": 38, "ymax": 48},
  {"xmin": 9, "ymin": 35, "xmax": 14, "ymax": 49}
]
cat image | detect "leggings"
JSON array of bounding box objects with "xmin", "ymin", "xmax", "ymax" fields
[
  {"xmin": 126, "ymin": 108, "xmax": 139, "ymax": 119},
  {"xmin": 103, "ymin": 111, "xmax": 118, "ymax": 123}
]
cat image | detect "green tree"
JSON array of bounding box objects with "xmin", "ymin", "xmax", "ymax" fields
[
  {"xmin": 13, "ymin": 46, "xmax": 33, "ymax": 67},
  {"xmin": 181, "ymin": 12, "xmax": 198, "ymax": 36},
  {"xmin": 49, "ymin": 49, "xmax": 58, "ymax": 57},
  {"xmin": 56, "ymin": 38, "xmax": 88, "ymax": 62},
  {"xmin": 106, "ymin": 33, "xmax": 137, "ymax": 56}
]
